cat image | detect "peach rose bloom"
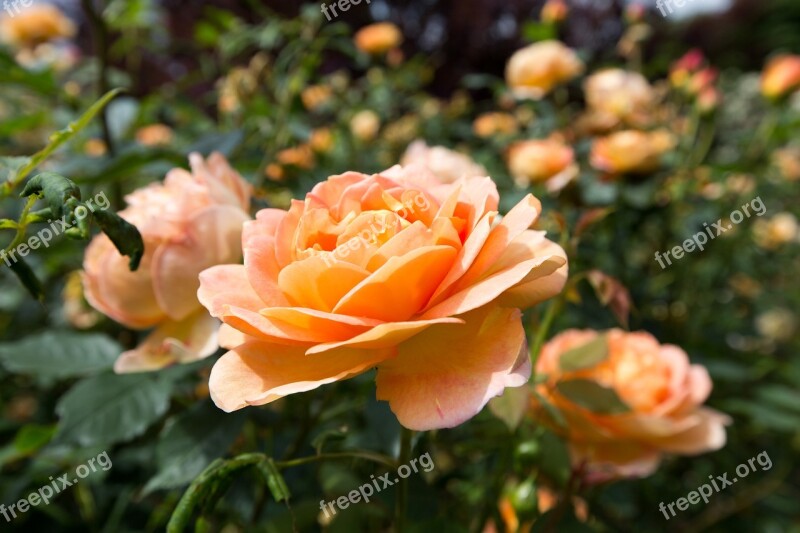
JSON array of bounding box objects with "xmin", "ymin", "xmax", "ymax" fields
[
  {"xmin": 761, "ymin": 55, "xmax": 800, "ymax": 100},
  {"xmin": 506, "ymin": 40, "xmax": 584, "ymax": 99},
  {"xmin": 354, "ymin": 22, "xmax": 403, "ymax": 55},
  {"xmin": 198, "ymin": 165, "xmax": 568, "ymax": 430},
  {"xmin": 507, "ymin": 138, "xmax": 578, "ymax": 192},
  {"xmin": 401, "ymin": 140, "xmax": 488, "ymax": 184},
  {"xmin": 590, "ymin": 130, "xmax": 675, "ymax": 175},
  {"xmin": 473, "ymin": 112, "xmax": 518, "ymax": 138},
  {"xmin": 584, "ymin": 69, "xmax": 655, "ymax": 127},
  {"xmin": 0, "ymin": 4, "xmax": 75, "ymax": 49},
  {"xmin": 533, "ymin": 329, "xmax": 729, "ymax": 480},
  {"xmin": 83, "ymin": 153, "xmax": 252, "ymax": 373}
]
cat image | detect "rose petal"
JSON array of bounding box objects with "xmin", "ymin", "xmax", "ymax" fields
[
  {"xmin": 375, "ymin": 305, "xmax": 529, "ymax": 430},
  {"xmin": 209, "ymin": 341, "xmax": 393, "ymax": 411},
  {"xmin": 334, "ymin": 245, "xmax": 457, "ymax": 321},
  {"xmin": 114, "ymin": 310, "xmax": 219, "ymax": 373}
]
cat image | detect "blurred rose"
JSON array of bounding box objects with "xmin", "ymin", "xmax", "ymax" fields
[
  {"xmin": 772, "ymin": 146, "xmax": 800, "ymax": 182},
  {"xmin": 506, "ymin": 40, "xmax": 584, "ymax": 99},
  {"xmin": 309, "ymin": 128, "xmax": 334, "ymax": 153},
  {"xmin": 533, "ymin": 329, "xmax": 729, "ymax": 480},
  {"xmin": 401, "ymin": 140, "xmax": 487, "ymax": 184},
  {"xmin": 507, "ymin": 138, "xmax": 577, "ymax": 192},
  {"xmin": 696, "ymin": 86, "xmax": 721, "ymax": 115},
  {"xmin": 0, "ymin": 4, "xmax": 75, "ymax": 49},
  {"xmin": 83, "ymin": 153, "xmax": 252, "ymax": 373},
  {"xmin": 136, "ymin": 124, "xmax": 174, "ymax": 147},
  {"xmin": 755, "ymin": 308, "xmax": 797, "ymax": 343},
  {"xmin": 590, "ymin": 130, "xmax": 675, "ymax": 175},
  {"xmin": 761, "ymin": 55, "xmax": 800, "ymax": 100},
  {"xmin": 198, "ymin": 166, "xmax": 568, "ymax": 430},
  {"xmin": 301, "ymin": 84, "xmax": 333, "ymax": 111},
  {"xmin": 669, "ymin": 49, "xmax": 705, "ymax": 90},
  {"xmin": 350, "ymin": 110, "xmax": 381, "ymax": 141},
  {"xmin": 753, "ymin": 212, "xmax": 799, "ymax": 250},
  {"xmin": 541, "ymin": 0, "xmax": 568, "ymax": 24},
  {"xmin": 354, "ymin": 22, "xmax": 403, "ymax": 55},
  {"xmin": 584, "ymin": 69, "xmax": 655, "ymax": 127},
  {"xmin": 277, "ymin": 144, "xmax": 314, "ymax": 169},
  {"xmin": 473, "ymin": 112, "xmax": 518, "ymax": 138},
  {"xmin": 84, "ymin": 138, "xmax": 107, "ymax": 158}
]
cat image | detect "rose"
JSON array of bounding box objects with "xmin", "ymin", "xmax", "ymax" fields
[
  {"xmin": 354, "ymin": 22, "xmax": 403, "ymax": 55},
  {"xmin": 0, "ymin": 4, "xmax": 75, "ymax": 49},
  {"xmin": 401, "ymin": 140, "xmax": 488, "ymax": 184},
  {"xmin": 506, "ymin": 138, "xmax": 577, "ymax": 192},
  {"xmin": 506, "ymin": 40, "xmax": 584, "ymax": 100},
  {"xmin": 584, "ymin": 69, "xmax": 655, "ymax": 127},
  {"xmin": 82, "ymin": 153, "xmax": 252, "ymax": 373},
  {"xmin": 590, "ymin": 129, "xmax": 675, "ymax": 175},
  {"xmin": 198, "ymin": 165, "xmax": 568, "ymax": 430},
  {"xmin": 761, "ymin": 55, "xmax": 800, "ymax": 100},
  {"xmin": 533, "ymin": 329, "xmax": 729, "ymax": 480}
]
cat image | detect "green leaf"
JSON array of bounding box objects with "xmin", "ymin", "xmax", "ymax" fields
[
  {"xmin": 92, "ymin": 209, "xmax": 145, "ymax": 270},
  {"xmin": 6, "ymin": 257, "xmax": 43, "ymax": 300},
  {"xmin": 0, "ymin": 331, "xmax": 121, "ymax": 378},
  {"xmin": 13, "ymin": 89, "xmax": 123, "ymax": 187},
  {"xmin": 0, "ymin": 424, "xmax": 56, "ymax": 467},
  {"xmin": 55, "ymin": 373, "xmax": 172, "ymax": 446},
  {"xmin": 559, "ymin": 335, "xmax": 609, "ymax": 372},
  {"xmin": 555, "ymin": 379, "xmax": 630, "ymax": 414},
  {"xmin": 20, "ymin": 172, "xmax": 82, "ymax": 219},
  {"xmin": 488, "ymin": 385, "xmax": 531, "ymax": 431},
  {"xmin": 143, "ymin": 401, "xmax": 246, "ymax": 494}
]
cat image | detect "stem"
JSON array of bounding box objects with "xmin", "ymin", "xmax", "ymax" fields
[
  {"xmin": 81, "ymin": 0, "xmax": 122, "ymax": 208},
  {"xmin": 277, "ymin": 451, "xmax": 397, "ymax": 470},
  {"xmin": 395, "ymin": 427, "xmax": 414, "ymax": 531},
  {"xmin": 530, "ymin": 296, "xmax": 563, "ymax": 367}
]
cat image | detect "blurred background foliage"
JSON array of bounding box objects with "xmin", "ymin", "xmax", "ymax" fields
[{"xmin": 0, "ymin": 0, "xmax": 799, "ymax": 531}]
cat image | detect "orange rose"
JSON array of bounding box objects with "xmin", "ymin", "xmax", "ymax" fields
[
  {"xmin": 761, "ymin": 55, "xmax": 800, "ymax": 100},
  {"xmin": 541, "ymin": 0, "xmax": 568, "ymax": 24},
  {"xmin": 506, "ymin": 40, "xmax": 584, "ymax": 99},
  {"xmin": 584, "ymin": 69, "xmax": 655, "ymax": 127},
  {"xmin": 0, "ymin": 4, "xmax": 75, "ymax": 49},
  {"xmin": 83, "ymin": 153, "xmax": 252, "ymax": 373},
  {"xmin": 135, "ymin": 124, "xmax": 174, "ymax": 147},
  {"xmin": 354, "ymin": 22, "xmax": 403, "ymax": 55},
  {"xmin": 198, "ymin": 165, "xmax": 568, "ymax": 430},
  {"xmin": 590, "ymin": 130, "xmax": 675, "ymax": 175},
  {"xmin": 533, "ymin": 329, "xmax": 728, "ymax": 480},
  {"xmin": 507, "ymin": 138, "xmax": 577, "ymax": 191},
  {"xmin": 473, "ymin": 112, "xmax": 519, "ymax": 138},
  {"xmin": 401, "ymin": 140, "xmax": 488, "ymax": 184}
]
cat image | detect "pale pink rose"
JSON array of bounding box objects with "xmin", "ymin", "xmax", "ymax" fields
[
  {"xmin": 198, "ymin": 165, "xmax": 568, "ymax": 430},
  {"xmin": 533, "ymin": 329, "xmax": 729, "ymax": 481},
  {"xmin": 401, "ymin": 140, "xmax": 488, "ymax": 184},
  {"xmin": 83, "ymin": 153, "xmax": 252, "ymax": 373}
]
